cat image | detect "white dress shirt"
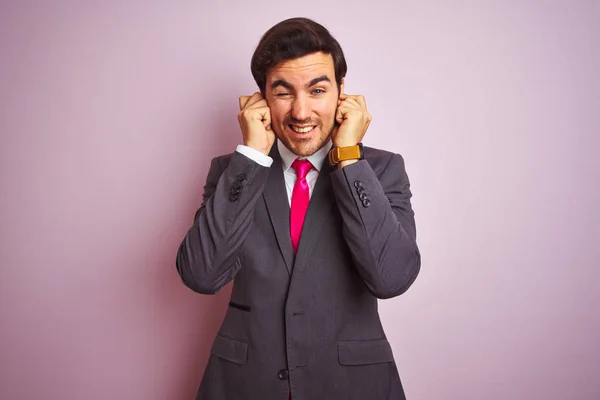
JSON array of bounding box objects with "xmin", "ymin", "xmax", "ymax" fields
[{"xmin": 235, "ymin": 140, "xmax": 331, "ymax": 205}]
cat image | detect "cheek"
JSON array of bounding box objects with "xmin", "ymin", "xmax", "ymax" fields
[
  {"xmin": 315, "ymin": 106, "xmax": 337, "ymax": 123},
  {"xmin": 313, "ymin": 98, "xmax": 338, "ymax": 120},
  {"xmin": 268, "ymin": 102, "xmax": 290, "ymax": 124}
]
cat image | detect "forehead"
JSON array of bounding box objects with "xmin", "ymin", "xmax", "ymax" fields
[{"xmin": 267, "ymin": 52, "xmax": 335, "ymax": 86}]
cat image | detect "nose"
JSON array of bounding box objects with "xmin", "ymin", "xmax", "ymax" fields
[{"xmin": 291, "ymin": 95, "xmax": 310, "ymax": 122}]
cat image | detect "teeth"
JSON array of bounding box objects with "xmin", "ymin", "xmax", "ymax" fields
[{"xmin": 291, "ymin": 125, "xmax": 314, "ymax": 133}]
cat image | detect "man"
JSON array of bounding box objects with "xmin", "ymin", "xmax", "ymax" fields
[{"xmin": 176, "ymin": 17, "xmax": 421, "ymax": 400}]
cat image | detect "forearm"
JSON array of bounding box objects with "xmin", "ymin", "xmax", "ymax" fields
[
  {"xmin": 331, "ymin": 155, "xmax": 421, "ymax": 299},
  {"xmin": 176, "ymin": 151, "xmax": 270, "ymax": 294}
]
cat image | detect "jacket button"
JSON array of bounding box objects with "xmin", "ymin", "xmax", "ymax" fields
[
  {"xmin": 354, "ymin": 181, "xmax": 363, "ymax": 188},
  {"xmin": 237, "ymin": 174, "xmax": 246, "ymax": 181},
  {"xmin": 277, "ymin": 369, "xmax": 289, "ymax": 380}
]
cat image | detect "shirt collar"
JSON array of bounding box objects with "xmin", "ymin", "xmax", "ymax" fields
[{"xmin": 277, "ymin": 138, "xmax": 332, "ymax": 172}]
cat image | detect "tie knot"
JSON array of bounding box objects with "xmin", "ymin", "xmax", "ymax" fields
[{"xmin": 291, "ymin": 158, "xmax": 313, "ymax": 179}]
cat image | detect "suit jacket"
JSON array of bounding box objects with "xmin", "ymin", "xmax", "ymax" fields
[{"xmin": 176, "ymin": 142, "xmax": 421, "ymax": 400}]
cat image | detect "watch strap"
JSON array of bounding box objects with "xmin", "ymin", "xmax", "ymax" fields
[{"xmin": 328, "ymin": 143, "xmax": 364, "ymax": 166}]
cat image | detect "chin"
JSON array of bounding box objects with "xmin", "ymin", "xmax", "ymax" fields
[
  {"xmin": 275, "ymin": 126, "xmax": 332, "ymax": 157},
  {"xmin": 288, "ymin": 138, "xmax": 326, "ymax": 157}
]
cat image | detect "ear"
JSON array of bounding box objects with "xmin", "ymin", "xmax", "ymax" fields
[{"xmin": 339, "ymin": 78, "xmax": 345, "ymax": 96}]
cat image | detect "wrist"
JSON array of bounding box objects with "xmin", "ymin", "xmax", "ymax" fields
[
  {"xmin": 236, "ymin": 145, "xmax": 273, "ymax": 167},
  {"xmin": 328, "ymin": 143, "xmax": 364, "ymax": 167},
  {"xmin": 332, "ymin": 139, "xmax": 359, "ymax": 148},
  {"xmin": 244, "ymin": 140, "xmax": 270, "ymax": 156},
  {"xmin": 338, "ymin": 159, "xmax": 359, "ymax": 168}
]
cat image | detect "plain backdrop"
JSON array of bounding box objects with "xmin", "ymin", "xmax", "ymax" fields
[{"xmin": 1, "ymin": 1, "xmax": 599, "ymax": 399}]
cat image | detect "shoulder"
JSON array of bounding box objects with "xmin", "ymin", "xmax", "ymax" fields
[
  {"xmin": 210, "ymin": 152, "xmax": 235, "ymax": 169},
  {"xmin": 363, "ymin": 145, "xmax": 407, "ymax": 177},
  {"xmin": 363, "ymin": 145, "xmax": 396, "ymax": 161}
]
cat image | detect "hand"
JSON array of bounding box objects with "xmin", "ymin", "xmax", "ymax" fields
[
  {"xmin": 332, "ymin": 94, "xmax": 372, "ymax": 148},
  {"xmin": 238, "ymin": 92, "xmax": 275, "ymax": 156}
]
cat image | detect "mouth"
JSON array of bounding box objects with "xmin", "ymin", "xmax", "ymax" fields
[{"xmin": 288, "ymin": 124, "xmax": 317, "ymax": 135}]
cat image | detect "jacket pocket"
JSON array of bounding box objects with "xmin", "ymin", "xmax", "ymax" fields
[
  {"xmin": 211, "ymin": 334, "xmax": 248, "ymax": 365},
  {"xmin": 338, "ymin": 338, "xmax": 394, "ymax": 366},
  {"xmin": 229, "ymin": 301, "xmax": 251, "ymax": 312}
]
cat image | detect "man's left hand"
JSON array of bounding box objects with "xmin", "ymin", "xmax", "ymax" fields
[{"xmin": 332, "ymin": 94, "xmax": 372, "ymax": 148}]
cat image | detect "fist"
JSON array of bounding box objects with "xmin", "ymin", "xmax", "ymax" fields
[
  {"xmin": 333, "ymin": 94, "xmax": 372, "ymax": 148},
  {"xmin": 238, "ymin": 92, "xmax": 275, "ymax": 156}
]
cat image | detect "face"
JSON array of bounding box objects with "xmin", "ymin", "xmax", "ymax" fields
[{"xmin": 265, "ymin": 52, "xmax": 344, "ymax": 157}]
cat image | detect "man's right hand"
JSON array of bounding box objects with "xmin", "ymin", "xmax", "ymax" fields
[{"xmin": 238, "ymin": 92, "xmax": 275, "ymax": 156}]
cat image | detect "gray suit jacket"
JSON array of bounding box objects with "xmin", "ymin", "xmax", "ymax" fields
[{"xmin": 176, "ymin": 142, "xmax": 421, "ymax": 400}]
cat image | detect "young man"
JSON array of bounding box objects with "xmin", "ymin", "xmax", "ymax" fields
[{"xmin": 177, "ymin": 17, "xmax": 421, "ymax": 400}]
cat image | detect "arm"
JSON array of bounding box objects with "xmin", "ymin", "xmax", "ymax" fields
[
  {"xmin": 177, "ymin": 91, "xmax": 275, "ymax": 295},
  {"xmin": 176, "ymin": 151, "xmax": 270, "ymax": 294},
  {"xmin": 330, "ymin": 152, "xmax": 421, "ymax": 299}
]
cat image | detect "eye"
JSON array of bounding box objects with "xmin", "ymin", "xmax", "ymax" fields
[
  {"xmin": 312, "ymin": 88, "xmax": 325, "ymax": 95},
  {"xmin": 276, "ymin": 92, "xmax": 291, "ymax": 97}
]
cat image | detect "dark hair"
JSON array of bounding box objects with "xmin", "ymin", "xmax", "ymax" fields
[{"xmin": 251, "ymin": 17, "xmax": 347, "ymax": 94}]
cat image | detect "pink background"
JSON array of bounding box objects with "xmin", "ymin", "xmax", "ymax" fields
[{"xmin": 1, "ymin": 1, "xmax": 599, "ymax": 399}]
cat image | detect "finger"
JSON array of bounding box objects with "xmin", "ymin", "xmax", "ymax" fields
[
  {"xmin": 338, "ymin": 93, "xmax": 347, "ymax": 107},
  {"xmin": 350, "ymin": 95, "xmax": 367, "ymax": 111},
  {"xmin": 263, "ymin": 116, "xmax": 272, "ymax": 131},
  {"xmin": 336, "ymin": 101, "xmax": 358, "ymax": 121},
  {"xmin": 335, "ymin": 104, "xmax": 346, "ymax": 124},
  {"xmin": 255, "ymin": 106, "xmax": 271, "ymax": 125},
  {"xmin": 340, "ymin": 97, "xmax": 362, "ymax": 110},
  {"xmin": 247, "ymin": 99, "xmax": 269, "ymax": 110},
  {"xmin": 245, "ymin": 93, "xmax": 264, "ymax": 109},
  {"xmin": 241, "ymin": 92, "xmax": 264, "ymax": 110},
  {"xmin": 239, "ymin": 96, "xmax": 251, "ymax": 110}
]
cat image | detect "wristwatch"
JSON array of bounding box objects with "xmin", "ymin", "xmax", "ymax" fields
[{"xmin": 328, "ymin": 143, "xmax": 364, "ymax": 166}]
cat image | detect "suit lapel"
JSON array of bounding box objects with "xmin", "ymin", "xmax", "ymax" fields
[
  {"xmin": 262, "ymin": 145, "xmax": 294, "ymax": 274},
  {"xmin": 293, "ymin": 160, "xmax": 336, "ymax": 272}
]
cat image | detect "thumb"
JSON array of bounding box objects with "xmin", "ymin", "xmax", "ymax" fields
[{"xmin": 335, "ymin": 107, "xmax": 345, "ymax": 124}]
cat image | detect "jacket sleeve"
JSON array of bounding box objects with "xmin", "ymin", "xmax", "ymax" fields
[
  {"xmin": 330, "ymin": 153, "xmax": 421, "ymax": 299},
  {"xmin": 176, "ymin": 152, "xmax": 270, "ymax": 294}
]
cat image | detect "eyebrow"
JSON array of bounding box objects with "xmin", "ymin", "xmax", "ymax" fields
[
  {"xmin": 271, "ymin": 75, "xmax": 332, "ymax": 90},
  {"xmin": 308, "ymin": 75, "xmax": 331, "ymax": 87}
]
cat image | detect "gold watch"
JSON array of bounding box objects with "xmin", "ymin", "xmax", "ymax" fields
[{"xmin": 328, "ymin": 143, "xmax": 364, "ymax": 166}]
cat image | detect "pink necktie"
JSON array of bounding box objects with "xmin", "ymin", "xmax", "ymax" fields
[{"xmin": 290, "ymin": 159, "xmax": 313, "ymax": 254}]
